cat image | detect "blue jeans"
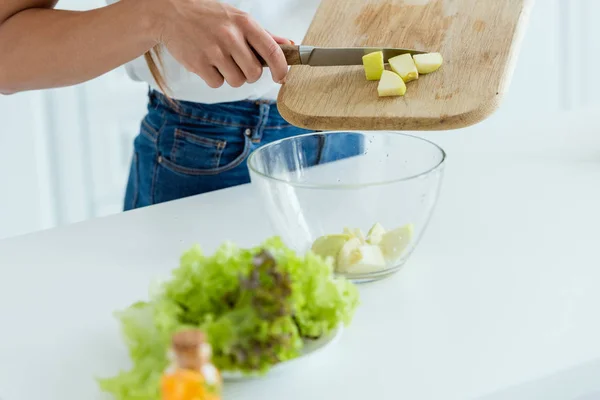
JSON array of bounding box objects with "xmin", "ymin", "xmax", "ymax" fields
[{"xmin": 124, "ymin": 90, "xmax": 362, "ymax": 210}]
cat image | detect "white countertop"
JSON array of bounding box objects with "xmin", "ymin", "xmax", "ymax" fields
[{"xmin": 1, "ymin": 108, "xmax": 600, "ymax": 400}]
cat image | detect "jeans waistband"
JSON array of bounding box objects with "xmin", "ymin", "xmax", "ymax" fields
[
  {"xmin": 150, "ymin": 89, "xmax": 277, "ymax": 109},
  {"xmin": 147, "ymin": 89, "xmax": 290, "ymax": 131}
]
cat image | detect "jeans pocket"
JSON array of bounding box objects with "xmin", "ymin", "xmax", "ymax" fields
[
  {"xmin": 171, "ymin": 128, "xmax": 226, "ymax": 169},
  {"xmin": 160, "ymin": 125, "xmax": 251, "ymax": 176}
]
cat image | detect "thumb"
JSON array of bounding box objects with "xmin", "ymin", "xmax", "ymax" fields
[{"xmin": 269, "ymin": 32, "xmax": 294, "ymax": 45}]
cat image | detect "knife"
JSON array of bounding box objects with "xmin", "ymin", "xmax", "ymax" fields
[{"xmin": 258, "ymin": 44, "xmax": 426, "ymax": 67}]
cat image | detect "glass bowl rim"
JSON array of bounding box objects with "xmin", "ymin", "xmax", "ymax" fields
[{"xmin": 247, "ymin": 131, "xmax": 447, "ymax": 190}]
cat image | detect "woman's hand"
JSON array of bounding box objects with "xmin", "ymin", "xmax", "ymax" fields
[{"xmin": 156, "ymin": 0, "xmax": 290, "ymax": 88}]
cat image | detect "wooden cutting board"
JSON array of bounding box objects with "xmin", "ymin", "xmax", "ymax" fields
[{"xmin": 277, "ymin": 0, "xmax": 533, "ymax": 131}]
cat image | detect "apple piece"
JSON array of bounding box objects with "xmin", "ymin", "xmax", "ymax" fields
[
  {"xmin": 337, "ymin": 237, "xmax": 363, "ymax": 271},
  {"xmin": 366, "ymin": 222, "xmax": 387, "ymax": 245},
  {"xmin": 379, "ymin": 224, "xmax": 414, "ymax": 263},
  {"xmin": 345, "ymin": 248, "xmax": 387, "ymax": 274},
  {"xmin": 311, "ymin": 234, "xmax": 351, "ymax": 263},
  {"xmin": 389, "ymin": 53, "xmax": 419, "ymax": 83},
  {"xmin": 337, "ymin": 240, "xmax": 387, "ymax": 273},
  {"xmin": 362, "ymin": 51, "xmax": 385, "ymax": 81},
  {"xmin": 354, "ymin": 229, "xmax": 367, "ymax": 244},
  {"xmin": 377, "ymin": 70, "xmax": 407, "ymax": 97},
  {"xmin": 413, "ymin": 52, "xmax": 444, "ymax": 74},
  {"xmin": 342, "ymin": 227, "xmax": 367, "ymax": 244},
  {"xmin": 354, "ymin": 245, "xmax": 387, "ymax": 270}
]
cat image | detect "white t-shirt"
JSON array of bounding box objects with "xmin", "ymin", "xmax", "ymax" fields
[{"xmin": 106, "ymin": 0, "xmax": 321, "ymax": 103}]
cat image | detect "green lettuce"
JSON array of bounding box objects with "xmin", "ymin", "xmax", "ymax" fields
[{"xmin": 99, "ymin": 237, "xmax": 359, "ymax": 400}]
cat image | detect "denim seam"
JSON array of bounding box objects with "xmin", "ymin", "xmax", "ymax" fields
[
  {"xmin": 131, "ymin": 152, "xmax": 139, "ymax": 209},
  {"xmin": 141, "ymin": 120, "xmax": 159, "ymax": 143},
  {"xmin": 150, "ymin": 89, "xmax": 289, "ymax": 128},
  {"xmin": 150, "ymin": 155, "xmax": 159, "ymax": 204},
  {"xmin": 253, "ymin": 103, "xmax": 270, "ymax": 142},
  {"xmin": 159, "ymin": 135, "xmax": 251, "ymax": 176},
  {"xmin": 151, "ymin": 109, "xmax": 168, "ymax": 204},
  {"xmin": 175, "ymin": 129, "xmax": 227, "ymax": 148},
  {"xmin": 214, "ymin": 138, "xmax": 224, "ymax": 167},
  {"xmin": 171, "ymin": 118, "xmax": 183, "ymax": 167},
  {"xmin": 170, "ymin": 107, "xmax": 292, "ymax": 129}
]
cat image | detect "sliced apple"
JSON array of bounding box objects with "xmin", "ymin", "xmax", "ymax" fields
[
  {"xmin": 413, "ymin": 52, "xmax": 444, "ymax": 74},
  {"xmin": 362, "ymin": 51, "xmax": 385, "ymax": 81},
  {"xmin": 337, "ymin": 240, "xmax": 387, "ymax": 273},
  {"xmin": 377, "ymin": 70, "xmax": 406, "ymax": 97},
  {"xmin": 379, "ymin": 224, "xmax": 414, "ymax": 263},
  {"xmin": 366, "ymin": 222, "xmax": 386, "ymax": 245},
  {"xmin": 389, "ymin": 53, "xmax": 419, "ymax": 83},
  {"xmin": 311, "ymin": 234, "xmax": 351, "ymax": 263},
  {"xmin": 343, "ymin": 245, "xmax": 387, "ymax": 274},
  {"xmin": 343, "ymin": 227, "xmax": 367, "ymax": 244},
  {"xmin": 337, "ymin": 237, "xmax": 363, "ymax": 271},
  {"xmin": 354, "ymin": 228, "xmax": 366, "ymax": 244}
]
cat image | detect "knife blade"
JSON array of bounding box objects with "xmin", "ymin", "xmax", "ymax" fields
[{"xmin": 258, "ymin": 45, "xmax": 426, "ymax": 67}]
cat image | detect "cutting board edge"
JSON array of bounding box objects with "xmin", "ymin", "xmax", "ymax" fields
[{"xmin": 277, "ymin": 91, "xmax": 503, "ymax": 131}]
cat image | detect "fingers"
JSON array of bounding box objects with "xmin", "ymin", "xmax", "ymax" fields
[
  {"xmin": 197, "ymin": 65, "xmax": 225, "ymax": 89},
  {"xmin": 204, "ymin": 44, "xmax": 248, "ymax": 88},
  {"xmin": 243, "ymin": 21, "xmax": 289, "ymax": 83},
  {"xmin": 191, "ymin": 12, "xmax": 289, "ymax": 88},
  {"xmin": 231, "ymin": 44, "xmax": 264, "ymax": 84},
  {"xmin": 216, "ymin": 56, "xmax": 247, "ymax": 88}
]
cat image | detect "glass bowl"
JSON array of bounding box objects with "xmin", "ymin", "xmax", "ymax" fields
[{"xmin": 247, "ymin": 131, "xmax": 446, "ymax": 283}]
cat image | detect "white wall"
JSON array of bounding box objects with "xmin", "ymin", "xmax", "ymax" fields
[
  {"xmin": 0, "ymin": 65, "xmax": 148, "ymax": 240},
  {"xmin": 0, "ymin": 93, "xmax": 54, "ymax": 238},
  {"xmin": 498, "ymin": 0, "xmax": 561, "ymax": 117},
  {"xmin": 0, "ymin": 0, "xmax": 597, "ymax": 239}
]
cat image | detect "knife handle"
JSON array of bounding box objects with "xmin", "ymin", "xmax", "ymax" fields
[{"xmin": 256, "ymin": 44, "xmax": 302, "ymax": 67}]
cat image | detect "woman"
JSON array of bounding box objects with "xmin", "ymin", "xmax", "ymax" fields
[{"xmin": 0, "ymin": 0, "xmax": 360, "ymax": 210}]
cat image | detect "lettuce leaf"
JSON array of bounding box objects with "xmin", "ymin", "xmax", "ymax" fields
[
  {"xmin": 99, "ymin": 238, "xmax": 359, "ymax": 400},
  {"xmin": 98, "ymin": 302, "xmax": 167, "ymax": 400}
]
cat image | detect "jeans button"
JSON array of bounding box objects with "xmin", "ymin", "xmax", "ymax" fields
[{"xmin": 244, "ymin": 129, "xmax": 252, "ymax": 137}]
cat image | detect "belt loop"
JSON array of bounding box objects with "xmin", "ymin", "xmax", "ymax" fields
[{"xmin": 148, "ymin": 87, "xmax": 159, "ymax": 110}]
